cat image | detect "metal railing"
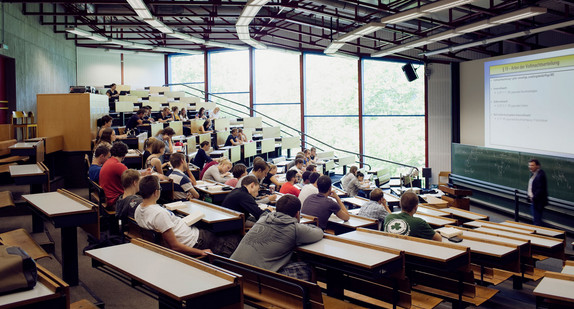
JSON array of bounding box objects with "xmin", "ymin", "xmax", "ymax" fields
[{"xmin": 166, "ymin": 82, "xmax": 419, "ymax": 173}]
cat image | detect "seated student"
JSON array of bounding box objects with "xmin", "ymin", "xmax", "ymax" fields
[
  {"xmin": 210, "ymin": 107, "xmax": 221, "ymax": 120},
  {"xmin": 96, "ymin": 115, "xmax": 114, "ymax": 138},
  {"xmin": 304, "ymin": 148, "xmax": 315, "ymax": 165},
  {"xmin": 135, "ymin": 175, "xmax": 241, "ymax": 257},
  {"xmin": 306, "ymin": 164, "xmax": 318, "ymax": 174},
  {"xmin": 346, "ymin": 171, "xmax": 368, "ymax": 198},
  {"xmin": 179, "ymin": 108, "xmax": 189, "ymax": 121},
  {"xmin": 171, "ymin": 106, "xmax": 180, "ymax": 121},
  {"xmin": 235, "ymin": 159, "xmax": 277, "ymax": 204},
  {"xmin": 383, "ymin": 191, "xmax": 442, "ymax": 242},
  {"xmin": 222, "ymin": 175, "xmax": 270, "ymax": 226},
  {"xmin": 125, "ymin": 109, "xmax": 145, "ymax": 134},
  {"xmin": 280, "ymin": 170, "xmax": 301, "ymax": 197},
  {"xmin": 340, "ymin": 165, "xmax": 358, "ymax": 190},
  {"xmin": 142, "ymin": 137, "xmax": 159, "ymax": 168},
  {"xmin": 202, "ymin": 158, "xmax": 232, "ymax": 183},
  {"xmin": 100, "ymin": 142, "xmax": 130, "ymax": 209},
  {"xmin": 192, "ymin": 141, "xmax": 212, "ymax": 169},
  {"xmin": 198, "ymin": 119, "xmax": 212, "ymax": 134},
  {"xmin": 261, "ymin": 164, "xmax": 284, "ymax": 189},
  {"xmin": 158, "ymin": 107, "xmax": 173, "ymax": 123},
  {"xmin": 286, "ymin": 154, "xmax": 304, "ymax": 171},
  {"xmin": 301, "ymin": 171, "xmax": 311, "ymax": 186},
  {"xmin": 289, "ymin": 158, "xmax": 305, "ymax": 174},
  {"xmin": 225, "ymin": 164, "xmax": 247, "ymax": 187},
  {"xmin": 299, "ymin": 172, "xmax": 320, "ymax": 205},
  {"xmin": 115, "ymin": 169, "xmax": 143, "ymax": 221},
  {"xmin": 195, "ymin": 107, "xmax": 207, "ymax": 120},
  {"xmin": 169, "ymin": 153, "xmax": 200, "ymax": 201},
  {"xmin": 89, "ymin": 145, "xmax": 111, "ymax": 184},
  {"xmin": 224, "ymin": 128, "xmax": 242, "ymax": 146},
  {"xmin": 142, "ymin": 105, "xmax": 155, "ymax": 123},
  {"xmin": 145, "ymin": 139, "xmax": 170, "ymax": 180},
  {"xmin": 93, "ymin": 127, "xmax": 116, "ymax": 162},
  {"xmin": 231, "ymin": 195, "xmax": 323, "ymax": 281},
  {"xmin": 236, "ymin": 128, "xmax": 248, "ymax": 143},
  {"xmin": 156, "ymin": 127, "xmax": 175, "ymax": 154},
  {"xmin": 302, "ymin": 175, "xmax": 350, "ymax": 230},
  {"xmin": 310, "ymin": 147, "xmax": 317, "ymax": 161},
  {"xmin": 357, "ymin": 188, "xmax": 391, "ymax": 228}
]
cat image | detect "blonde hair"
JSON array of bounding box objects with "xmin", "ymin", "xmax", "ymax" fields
[{"xmin": 219, "ymin": 158, "xmax": 232, "ymax": 167}]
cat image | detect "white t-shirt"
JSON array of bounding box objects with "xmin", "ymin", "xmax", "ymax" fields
[
  {"xmin": 134, "ymin": 204, "xmax": 199, "ymax": 248},
  {"xmin": 299, "ymin": 184, "xmax": 319, "ymax": 205}
]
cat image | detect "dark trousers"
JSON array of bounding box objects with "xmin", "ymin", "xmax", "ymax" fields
[{"xmin": 531, "ymin": 203, "xmax": 543, "ymax": 226}]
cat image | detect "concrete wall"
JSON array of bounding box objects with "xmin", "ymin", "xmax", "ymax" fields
[{"xmin": 0, "ymin": 3, "xmax": 76, "ymax": 114}]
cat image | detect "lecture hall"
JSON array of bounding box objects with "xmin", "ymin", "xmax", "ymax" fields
[{"xmin": 1, "ymin": 0, "xmax": 574, "ymax": 308}]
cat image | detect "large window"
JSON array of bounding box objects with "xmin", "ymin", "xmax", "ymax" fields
[
  {"xmin": 169, "ymin": 54, "xmax": 204, "ymax": 99},
  {"xmin": 362, "ymin": 60, "xmax": 425, "ymax": 174},
  {"xmin": 254, "ymin": 49, "xmax": 301, "ymax": 139},
  {"xmin": 304, "ymin": 54, "xmax": 359, "ymax": 156},
  {"xmin": 209, "ymin": 50, "xmax": 250, "ymax": 117}
]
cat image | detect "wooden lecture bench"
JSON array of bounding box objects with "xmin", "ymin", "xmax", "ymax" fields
[
  {"xmin": 534, "ymin": 260, "xmax": 574, "ymax": 308},
  {"xmin": 87, "ymin": 238, "xmax": 243, "ymax": 309},
  {"xmin": 337, "ymin": 228, "xmax": 498, "ymax": 307}
]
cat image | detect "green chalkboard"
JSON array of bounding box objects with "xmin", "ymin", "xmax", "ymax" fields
[{"xmin": 452, "ymin": 144, "xmax": 574, "ymax": 203}]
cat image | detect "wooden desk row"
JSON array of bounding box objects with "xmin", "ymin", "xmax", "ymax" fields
[{"xmin": 534, "ymin": 260, "xmax": 574, "ymax": 308}]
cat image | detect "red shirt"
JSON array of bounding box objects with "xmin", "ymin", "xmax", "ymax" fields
[
  {"xmin": 279, "ymin": 182, "xmax": 300, "ymax": 197},
  {"xmin": 99, "ymin": 157, "xmax": 128, "ymax": 207}
]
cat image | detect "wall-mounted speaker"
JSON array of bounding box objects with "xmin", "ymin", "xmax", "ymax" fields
[
  {"xmin": 422, "ymin": 167, "xmax": 432, "ymax": 178},
  {"xmin": 402, "ymin": 63, "xmax": 418, "ymax": 82}
]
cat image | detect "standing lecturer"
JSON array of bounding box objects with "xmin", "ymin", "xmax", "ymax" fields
[{"xmin": 527, "ymin": 159, "xmax": 547, "ymax": 226}]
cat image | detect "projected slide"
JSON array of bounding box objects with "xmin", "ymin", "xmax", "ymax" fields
[{"xmin": 485, "ymin": 48, "xmax": 574, "ymax": 158}]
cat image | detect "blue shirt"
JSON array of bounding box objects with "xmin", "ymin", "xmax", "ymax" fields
[
  {"xmin": 224, "ymin": 135, "xmax": 236, "ymax": 147},
  {"xmin": 89, "ymin": 164, "xmax": 102, "ymax": 183},
  {"xmin": 192, "ymin": 148, "xmax": 212, "ymax": 169}
]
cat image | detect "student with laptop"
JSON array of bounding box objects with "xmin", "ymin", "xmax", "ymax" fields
[{"xmin": 231, "ymin": 195, "xmax": 323, "ymax": 281}]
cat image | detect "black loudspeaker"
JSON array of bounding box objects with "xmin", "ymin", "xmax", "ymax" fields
[
  {"xmin": 422, "ymin": 167, "xmax": 432, "ymax": 178},
  {"xmin": 402, "ymin": 63, "xmax": 418, "ymax": 82}
]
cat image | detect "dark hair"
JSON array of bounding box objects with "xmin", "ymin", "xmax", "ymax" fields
[
  {"xmin": 171, "ymin": 106, "xmax": 179, "ymax": 113},
  {"xmin": 200, "ymin": 141, "xmax": 210, "ymax": 148},
  {"xmin": 400, "ymin": 191, "xmax": 419, "ymax": 213},
  {"xmin": 150, "ymin": 139, "xmax": 166, "ymax": 154},
  {"xmin": 295, "ymin": 158, "xmax": 304, "ymax": 165},
  {"xmin": 198, "ymin": 107, "xmax": 205, "ymax": 116},
  {"xmin": 94, "ymin": 144, "xmax": 110, "ymax": 158},
  {"xmin": 158, "ymin": 127, "xmax": 175, "ymax": 136},
  {"xmin": 110, "ymin": 83, "xmax": 116, "ymax": 87},
  {"xmin": 252, "ymin": 159, "xmax": 269, "ymax": 173},
  {"xmin": 370, "ymin": 188, "xmax": 384, "ymax": 202},
  {"xmin": 110, "ymin": 141, "xmax": 129, "ymax": 158},
  {"xmin": 136, "ymin": 108, "xmax": 146, "ymax": 116},
  {"xmin": 306, "ymin": 165, "xmax": 316, "ymax": 172},
  {"xmin": 356, "ymin": 171, "xmax": 364, "ymax": 178},
  {"xmin": 529, "ymin": 159, "xmax": 540, "ymax": 166},
  {"xmin": 276, "ymin": 195, "xmax": 301, "ymax": 217},
  {"xmin": 302, "ymin": 171, "xmax": 311, "ymax": 182},
  {"xmin": 286, "ymin": 169, "xmax": 298, "ymax": 182},
  {"xmin": 97, "ymin": 115, "xmax": 113, "ymax": 128},
  {"xmin": 241, "ymin": 175, "xmax": 259, "ymax": 187},
  {"xmin": 139, "ymin": 175, "xmax": 160, "ymax": 199},
  {"xmin": 231, "ymin": 163, "xmax": 247, "ymax": 179},
  {"xmin": 349, "ymin": 166, "xmax": 358, "ymax": 175},
  {"xmin": 309, "ymin": 172, "xmax": 320, "ymax": 184},
  {"xmin": 144, "ymin": 105, "xmax": 152, "ymax": 110},
  {"xmin": 203, "ymin": 119, "xmax": 211, "ymax": 130},
  {"xmin": 97, "ymin": 128, "xmax": 114, "ymax": 145},
  {"xmin": 230, "ymin": 128, "xmax": 237, "ymax": 134},
  {"xmin": 169, "ymin": 152, "xmax": 185, "ymax": 168},
  {"xmin": 121, "ymin": 169, "xmax": 140, "ymax": 189},
  {"xmin": 317, "ymin": 175, "xmax": 332, "ymax": 194}
]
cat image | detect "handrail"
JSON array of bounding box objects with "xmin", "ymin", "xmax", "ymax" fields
[{"xmin": 166, "ymin": 82, "xmax": 419, "ymax": 173}]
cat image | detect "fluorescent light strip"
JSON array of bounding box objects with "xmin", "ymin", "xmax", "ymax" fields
[
  {"xmin": 421, "ymin": 0, "xmax": 475, "ymax": 13},
  {"xmin": 490, "ymin": 7, "xmax": 547, "ymax": 24},
  {"xmin": 66, "ymin": 27, "xmax": 109, "ymax": 42},
  {"xmin": 126, "ymin": 0, "xmax": 147, "ymax": 10},
  {"xmin": 324, "ymin": 41, "xmax": 345, "ymax": 54},
  {"xmin": 381, "ymin": 8, "xmax": 425, "ymax": 24},
  {"xmin": 153, "ymin": 47, "xmax": 202, "ymax": 55},
  {"xmin": 205, "ymin": 41, "xmax": 249, "ymax": 50},
  {"xmin": 241, "ymin": 5, "xmax": 262, "ymax": 17},
  {"xmin": 168, "ymin": 32, "xmax": 206, "ymax": 44}
]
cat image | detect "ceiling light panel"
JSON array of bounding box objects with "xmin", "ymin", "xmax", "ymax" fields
[
  {"xmin": 490, "ymin": 7, "xmax": 547, "ymax": 24},
  {"xmin": 421, "ymin": 0, "xmax": 475, "ymax": 13},
  {"xmin": 126, "ymin": 0, "xmax": 147, "ymax": 10}
]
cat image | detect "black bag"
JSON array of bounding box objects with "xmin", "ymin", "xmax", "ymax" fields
[{"xmin": 0, "ymin": 245, "xmax": 38, "ymax": 294}]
